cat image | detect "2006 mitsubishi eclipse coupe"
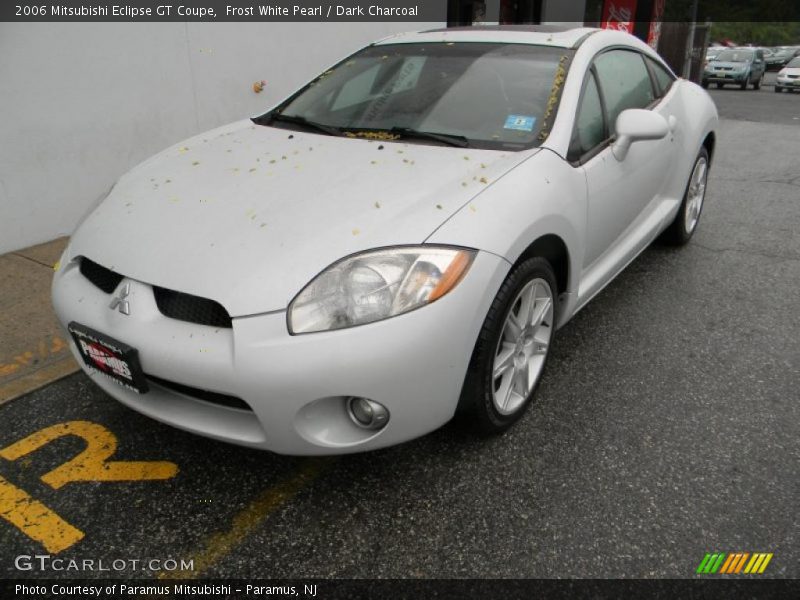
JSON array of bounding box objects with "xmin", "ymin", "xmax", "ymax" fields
[{"xmin": 53, "ymin": 26, "xmax": 718, "ymax": 454}]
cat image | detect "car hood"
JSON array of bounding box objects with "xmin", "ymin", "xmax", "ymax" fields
[
  {"xmin": 779, "ymin": 67, "xmax": 800, "ymax": 75},
  {"xmin": 708, "ymin": 61, "xmax": 750, "ymax": 69},
  {"xmin": 70, "ymin": 120, "xmax": 532, "ymax": 316}
]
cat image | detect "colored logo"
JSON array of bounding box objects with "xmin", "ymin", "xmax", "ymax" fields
[{"xmin": 696, "ymin": 552, "xmax": 773, "ymax": 574}]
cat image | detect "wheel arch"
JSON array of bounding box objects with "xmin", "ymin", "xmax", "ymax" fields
[
  {"xmin": 512, "ymin": 233, "xmax": 570, "ymax": 299},
  {"xmin": 702, "ymin": 131, "xmax": 716, "ymax": 165}
]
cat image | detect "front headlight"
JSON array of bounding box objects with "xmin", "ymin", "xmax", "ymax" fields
[{"xmin": 288, "ymin": 246, "xmax": 476, "ymax": 334}]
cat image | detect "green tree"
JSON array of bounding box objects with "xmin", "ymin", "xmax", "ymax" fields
[{"xmin": 709, "ymin": 22, "xmax": 800, "ymax": 46}]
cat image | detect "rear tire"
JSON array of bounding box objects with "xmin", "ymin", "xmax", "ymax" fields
[
  {"xmin": 661, "ymin": 147, "xmax": 709, "ymax": 246},
  {"xmin": 457, "ymin": 258, "xmax": 557, "ymax": 434},
  {"xmin": 716, "ymin": 82, "xmax": 724, "ymax": 89}
]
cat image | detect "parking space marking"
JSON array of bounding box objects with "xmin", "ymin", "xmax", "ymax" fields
[
  {"xmin": 0, "ymin": 475, "xmax": 84, "ymax": 553},
  {"xmin": 0, "ymin": 421, "xmax": 179, "ymax": 552},
  {"xmin": 0, "ymin": 335, "xmax": 67, "ymax": 379},
  {"xmin": 0, "ymin": 421, "xmax": 178, "ymax": 488},
  {"xmin": 162, "ymin": 458, "xmax": 331, "ymax": 579}
]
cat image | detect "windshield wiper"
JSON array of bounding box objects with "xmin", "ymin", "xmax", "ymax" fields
[
  {"xmin": 253, "ymin": 113, "xmax": 343, "ymax": 137},
  {"xmin": 389, "ymin": 127, "xmax": 470, "ymax": 148}
]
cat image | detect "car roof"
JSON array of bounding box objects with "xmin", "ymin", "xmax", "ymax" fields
[{"xmin": 373, "ymin": 25, "xmax": 600, "ymax": 49}]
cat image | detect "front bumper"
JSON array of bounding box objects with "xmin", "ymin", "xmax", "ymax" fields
[
  {"xmin": 703, "ymin": 72, "xmax": 748, "ymax": 83},
  {"xmin": 52, "ymin": 250, "xmax": 509, "ymax": 454},
  {"xmin": 776, "ymin": 77, "xmax": 800, "ymax": 88}
]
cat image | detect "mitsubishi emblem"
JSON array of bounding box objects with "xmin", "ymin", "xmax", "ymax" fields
[{"xmin": 109, "ymin": 283, "xmax": 131, "ymax": 315}]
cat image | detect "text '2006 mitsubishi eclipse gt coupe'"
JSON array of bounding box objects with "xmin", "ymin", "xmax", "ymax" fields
[{"xmin": 52, "ymin": 26, "xmax": 718, "ymax": 455}]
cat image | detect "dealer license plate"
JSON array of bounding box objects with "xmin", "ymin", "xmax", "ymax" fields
[{"xmin": 68, "ymin": 322, "xmax": 149, "ymax": 393}]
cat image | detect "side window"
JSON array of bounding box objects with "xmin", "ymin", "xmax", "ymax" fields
[
  {"xmin": 646, "ymin": 56, "xmax": 676, "ymax": 97},
  {"xmin": 594, "ymin": 50, "xmax": 655, "ymax": 135},
  {"xmin": 570, "ymin": 71, "xmax": 605, "ymax": 160}
]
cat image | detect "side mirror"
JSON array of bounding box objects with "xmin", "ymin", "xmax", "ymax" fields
[{"xmin": 612, "ymin": 109, "xmax": 669, "ymax": 161}]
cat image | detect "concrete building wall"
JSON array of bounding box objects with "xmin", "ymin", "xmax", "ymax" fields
[{"xmin": 0, "ymin": 22, "xmax": 440, "ymax": 254}]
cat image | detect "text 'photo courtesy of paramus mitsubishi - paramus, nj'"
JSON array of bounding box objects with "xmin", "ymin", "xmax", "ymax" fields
[{"xmin": 52, "ymin": 26, "xmax": 718, "ymax": 455}]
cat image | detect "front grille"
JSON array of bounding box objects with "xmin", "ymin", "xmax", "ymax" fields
[
  {"xmin": 79, "ymin": 257, "xmax": 124, "ymax": 293},
  {"xmin": 153, "ymin": 286, "xmax": 232, "ymax": 328},
  {"xmin": 79, "ymin": 256, "xmax": 232, "ymax": 328},
  {"xmin": 148, "ymin": 374, "xmax": 251, "ymax": 411}
]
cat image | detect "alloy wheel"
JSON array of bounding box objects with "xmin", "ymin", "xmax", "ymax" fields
[
  {"xmin": 684, "ymin": 155, "xmax": 708, "ymax": 234},
  {"xmin": 491, "ymin": 278, "xmax": 554, "ymax": 415}
]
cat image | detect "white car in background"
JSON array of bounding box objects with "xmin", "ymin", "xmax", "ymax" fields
[
  {"xmin": 52, "ymin": 26, "xmax": 718, "ymax": 455},
  {"xmin": 775, "ymin": 56, "xmax": 800, "ymax": 92}
]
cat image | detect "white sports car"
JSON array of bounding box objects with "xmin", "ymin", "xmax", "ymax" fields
[{"xmin": 52, "ymin": 26, "xmax": 718, "ymax": 455}]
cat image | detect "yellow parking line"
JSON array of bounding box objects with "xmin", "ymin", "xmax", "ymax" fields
[
  {"xmin": 0, "ymin": 474, "xmax": 84, "ymax": 553},
  {"xmin": 0, "ymin": 355, "xmax": 78, "ymax": 406},
  {"xmin": 160, "ymin": 458, "xmax": 331, "ymax": 579}
]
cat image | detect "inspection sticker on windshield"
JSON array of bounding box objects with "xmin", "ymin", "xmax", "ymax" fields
[{"xmin": 504, "ymin": 115, "xmax": 536, "ymax": 131}]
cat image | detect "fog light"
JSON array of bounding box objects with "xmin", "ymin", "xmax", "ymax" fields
[{"xmin": 347, "ymin": 397, "xmax": 389, "ymax": 430}]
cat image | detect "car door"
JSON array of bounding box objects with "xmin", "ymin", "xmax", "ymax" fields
[{"xmin": 572, "ymin": 48, "xmax": 678, "ymax": 303}]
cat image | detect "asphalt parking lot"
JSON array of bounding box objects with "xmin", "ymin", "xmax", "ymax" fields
[{"xmin": 1, "ymin": 85, "xmax": 798, "ymax": 580}]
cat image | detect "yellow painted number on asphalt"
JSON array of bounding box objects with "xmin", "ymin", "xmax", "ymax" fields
[
  {"xmin": 0, "ymin": 420, "xmax": 179, "ymax": 552},
  {"xmin": 0, "ymin": 475, "xmax": 84, "ymax": 553},
  {"xmin": 0, "ymin": 421, "xmax": 178, "ymax": 488}
]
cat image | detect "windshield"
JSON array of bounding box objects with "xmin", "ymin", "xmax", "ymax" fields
[
  {"xmin": 262, "ymin": 43, "xmax": 572, "ymax": 150},
  {"xmin": 787, "ymin": 57, "xmax": 800, "ymax": 68},
  {"xmin": 715, "ymin": 49, "xmax": 754, "ymax": 63}
]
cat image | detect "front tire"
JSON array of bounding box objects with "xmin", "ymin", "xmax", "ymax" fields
[
  {"xmin": 753, "ymin": 74, "xmax": 762, "ymax": 90},
  {"xmin": 661, "ymin": 146, "xmax": 709, "ymax": 245},
  {"xmin": 775, "ymin": 86, "xmax": 782, "ymax": 93},
  {"xmin": 457, "ymin": 258, "xmax": 557, "ymax": 434}
]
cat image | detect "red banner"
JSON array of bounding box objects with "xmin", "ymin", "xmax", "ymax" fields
[{"xmin": 601, "ymin": 0, "xmax": 638, "ymax": 34}]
